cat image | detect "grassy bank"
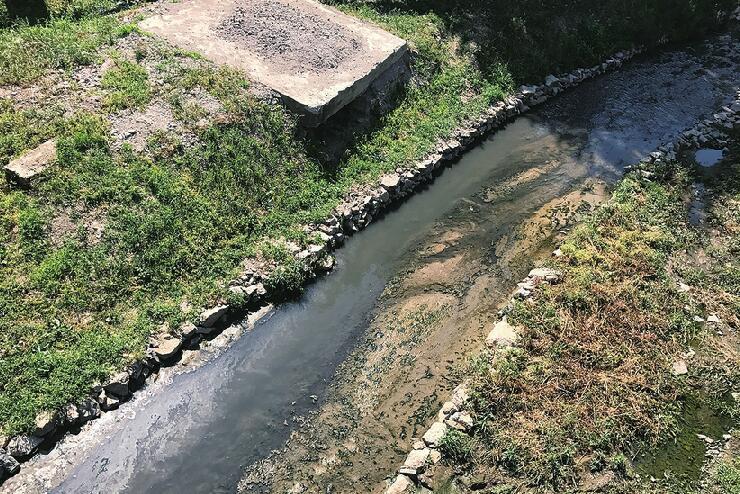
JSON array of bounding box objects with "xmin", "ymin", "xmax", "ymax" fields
[
  {"xmin": 0, "ymin": 0, "xmax": 733, "ymax": 437},
  {"xmin": 444, "ymin": 131, "xmax": 740, "ymax": 492}
]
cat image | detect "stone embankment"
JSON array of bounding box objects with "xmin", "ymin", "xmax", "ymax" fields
[
  {"xmin": 0, "ymin": 37, "xmax": 700, "ymax": 484},
  {"xmin": 381, "ymin": 87, "xmax": 740, "ymax": 494}
]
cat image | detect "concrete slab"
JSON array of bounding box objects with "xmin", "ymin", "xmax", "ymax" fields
[
  {"xmin": 140, "ymin": 0, "xmax": 407, "ymax": 126},
  {"xmin": 4, "ymin": 140, "xmax": 56, "ymax": 187}
]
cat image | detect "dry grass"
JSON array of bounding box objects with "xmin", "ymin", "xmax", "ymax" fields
[{"xmin": 458, "ymin": 137, "xmax": 740, "ymax": 491}]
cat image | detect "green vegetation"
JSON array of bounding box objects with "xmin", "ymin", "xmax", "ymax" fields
[
  {"xmin": 711, "ymin": 454, "xmax": 740, "ymax": 493},
  {"xmin": 0, "ymin": 15, "xmax": 133, "ymax": 85},
  {"xmin": 0, "ymin": 0, "xmax": 734, "ymax": 437},
  {"xmin": 101, "ymin": 56, "xmax": 152, "ymax": 110},
  {"xmin": 450, "ymin": 134, "xmax": 740, "ymax": 491},
  {"xmin": 439, "ymin": 429, "xmax": 475, "ymax": 463}
]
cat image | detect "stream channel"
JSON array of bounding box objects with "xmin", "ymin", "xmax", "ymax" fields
[{"xmin": 4, "ymin": 28, "xmax": 739, "ymax": 494}]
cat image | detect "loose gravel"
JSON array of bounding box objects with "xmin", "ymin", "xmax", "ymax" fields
[{"xmin": 216, "ymin": 0, "xmax": 362, "ymax": 74}]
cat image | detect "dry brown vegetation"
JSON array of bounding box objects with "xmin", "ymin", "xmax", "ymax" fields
[{"xmin": 451, "ymin": 134, "xmax": 740, "ymax": 492}]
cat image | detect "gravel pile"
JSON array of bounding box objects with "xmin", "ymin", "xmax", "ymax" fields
[{"xmin": 216, "ymin": 0, "xmax": 362, "ymax": 74}]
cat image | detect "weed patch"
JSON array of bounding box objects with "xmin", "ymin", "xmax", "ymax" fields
[{"xmin": 454, "ymin": 138, "xmax": 740, "ymax": 490}]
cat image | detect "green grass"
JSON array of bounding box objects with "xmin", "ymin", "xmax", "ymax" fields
[
  {"xmin": 0, "ymin": 15, "xmax": 134, "ymax": 85},
  {"xmin": 101, "ymin": 56, "xmax": 152, "ymax": 110},
  {"xmin": 713, "ymin": 456, "xmax": 740, "ymax": 494},
  {"xmin": 0, "ymin": 0, "xmax": 734, "ymax": 436},
  {"xmin": 453, "ymin": 138, "xmax": 740, "ymax": 490},
  {"xmin": 439, "ymin": 429, "xmax": 475, "ymax": 463}
]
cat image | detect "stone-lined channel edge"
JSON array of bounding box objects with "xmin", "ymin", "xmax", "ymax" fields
[
  {"xmin": 381, "ymin": 85, "xmax": 740, "ymax": 494},
  {"xmin": 1, "ymin": 7, "xmax": 738, "ymax": 483}
]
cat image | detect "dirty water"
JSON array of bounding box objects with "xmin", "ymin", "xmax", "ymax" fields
[
  {"xmin": 695, "ymin": 148, "xmax": 725, "ymax": 167},
  {"xmin": 4, "ymin": 29, "xmax": 740, "ymax": 494},
  {"xmin": 636, "ymin": 394, "xmax": 734, "ymax": 485}
]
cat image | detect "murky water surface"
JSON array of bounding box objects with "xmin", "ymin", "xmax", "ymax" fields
[
  {"xmin": 696, "ymin": 148, "xmax": 725, "ymax": 167},
  {"xmin": 6, "ymin": 30, "xmax": 739, "ymax": 494},
  {"xmin": 636, "ymin": 394, "xmax": 734, "ymax": 484}
]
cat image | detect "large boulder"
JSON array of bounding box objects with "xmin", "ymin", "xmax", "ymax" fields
[
  {"xmin": 151, "ymin": 334, "xmax": 182, "ymax": 360},
  {"xmin": 422, "ymin": 421, "xmax": 447, "ymax": 447},
  {"xmin": 78, "ymin": 398, "xmax": 101, "ymax": 423},
  {"xmin": 400, "ymin": 447, "xmax": 430, "ymax": 476},
  {"xmin": 485, "ymin": 317, "xmax": 519, "ymax": 349},
  {"xmin": 7, "ymin": 435, "xmax": 43, "ymax": 458},
  {"xmin": 104, "ymin": 371, "xmax": 131, "ymax": 398},
  {"xmin": 33, "ymin": 410, "xmax": 57, "ymax": 437},
  {"xmin": 385, "ymin": 474, "xmax": 414, "ymax": 494},
  {"xmin": 197, "ymin": 304, "xmax": 229, "ymax": 330}
]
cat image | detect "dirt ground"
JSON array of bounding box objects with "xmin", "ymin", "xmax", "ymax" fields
[{"xmin": 216, "ymin": 0, "xmax": 362, "ymax": 74}]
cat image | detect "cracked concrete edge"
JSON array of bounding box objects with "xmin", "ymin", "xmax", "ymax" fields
[
  {"xmin": 380, "ymin": 88, "xmax": 740, "ymax": 494},
  {"xmin": 285, "ymin": 41, "xmax": 409, "ymax": 126}
]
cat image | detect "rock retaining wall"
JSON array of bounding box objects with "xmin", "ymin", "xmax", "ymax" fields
[{"xmin": 380, "ymin": 86, "xmax": 740, "ymax": 494}]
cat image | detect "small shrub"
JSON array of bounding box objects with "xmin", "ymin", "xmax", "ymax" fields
[{"xmin": 439, "ymin": 429, "xmax": 474, "ymax": 463}]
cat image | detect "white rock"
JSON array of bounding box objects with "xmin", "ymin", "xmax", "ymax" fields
[
  {"xmin": 0, "ymin": 450, "xmax": 20, "ymax": 478},
  {"xmin": 429, "ymin": 449, "xmax": 442, "ymax": 464},
  {"xmin": 77, "ymin": 398, "xmax": 101, "ymax": 422},
  {"xmin": 385, "ymin": 474, "xmax": 414, "ymax": 494},
  {"xmin": 4, "ymin": 139, "xmax": 57, "ymax": 187},
  {"xmin": 63, "ymin": 403, "xmax": 80, "ymax": 425},
  {"xmin": 451, "ymin": 384, "xmax": 470, "ymax": 408},
  {"xmin": 180, "ymin": 322, "xmax": 198, "ymax": 339},
  {"xmin": 198, "ymin": 304, "xmax": 229, "ymax": 327},
  {"xmin": 152, "ymin": 334, "xmax": 182, "ymax": 359},
  {"xmin": 33, "ymin": 410, "xmax": 57, "ymax": 436},
  {"xmin": 380, "ymin": 173, "xmax": 401, "ymax": 189},
  {"xmin": 528, "ymin": 267, "xmax": 562, "ymax": 282},
  {"xmin": 672, "ymin": 359, "xmax": 688, "ymax": 376},
  {"xmin": 402, "ymin": 448, "xmax": 430, "ymax": 473},
  {"xmin": 7, "ymin": 435, "xmax": 43, "ymax": 458},
  {"xmin": 707, "ymin": 314, "xmax": 720, "ymax": 323},
  {"xmin": 450, "ymin": 411, "xmax": 474, "ymax": 430},
  {"xmin": 423, "ymin": 422, "xmax": 448, "ymax": 447},
  {"xmin": 485, "ymin": 317, "xmax": 519, "ymax": 349}
]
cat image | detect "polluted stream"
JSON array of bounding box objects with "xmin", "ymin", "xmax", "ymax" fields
[{"xmin": 5, "ymin": 30, "xmax": 740, "ymax": 494}]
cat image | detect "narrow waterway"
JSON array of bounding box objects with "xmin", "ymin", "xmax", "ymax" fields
[{"xmin": 5, "ymin": 30, "xmax": 739, "ymax": 494}]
